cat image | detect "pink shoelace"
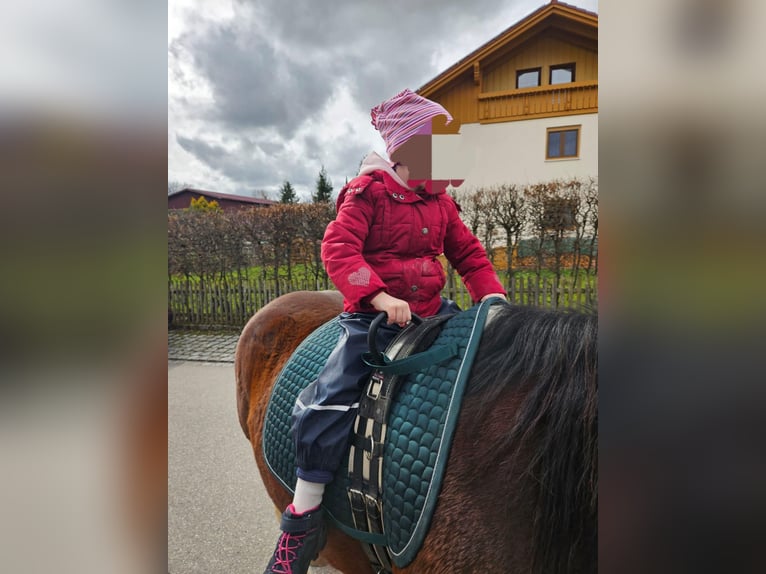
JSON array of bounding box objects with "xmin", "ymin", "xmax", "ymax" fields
[{"xmin": 271, "ymin": 531, "xmax": 307, "ymax": 574}]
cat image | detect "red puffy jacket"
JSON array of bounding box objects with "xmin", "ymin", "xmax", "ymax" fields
[{"xmin": 321, "ymin": 169, "xmax": 505, "ymax": 317}]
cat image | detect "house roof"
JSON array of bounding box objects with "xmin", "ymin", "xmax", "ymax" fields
[
  {"xmin": 169, "ymin": 188, "xmax": 277, "ymax": 205},
  {"xmin": 417, "ymin": 0, "xmax": 597, "ymax": 98}
]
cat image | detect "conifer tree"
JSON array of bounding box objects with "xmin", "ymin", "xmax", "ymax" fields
[
  {"xmin": 279, "ymin": 180, "xmax": 298, "ymax": 204},
  {"xmin": 312, "ymin": 165, "xmax": 333, "ymax": 203}
]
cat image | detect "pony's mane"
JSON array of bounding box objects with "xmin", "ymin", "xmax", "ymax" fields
[{"xmin": 468, "ymin": 303, "xmax": 598, "ymax": 573}]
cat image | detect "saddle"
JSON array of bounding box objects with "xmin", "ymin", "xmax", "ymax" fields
[{"xmin": 262, "ymin": 298, "xmax": 503, "ymax": 571}]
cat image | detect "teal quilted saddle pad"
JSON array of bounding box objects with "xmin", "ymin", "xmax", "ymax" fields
[{"xmin": 262, "ymin": 299, "xmax": 499, "ymax": 567}]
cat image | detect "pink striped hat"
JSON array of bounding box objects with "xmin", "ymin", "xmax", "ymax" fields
[{"xmin": 370, "ymin": 89, "xmax": 452, "ymax": 157}]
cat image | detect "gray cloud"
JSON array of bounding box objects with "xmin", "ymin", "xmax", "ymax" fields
[
  {"xmin": 246, "ymin": 0, "xmax": 505, "ymax": 108},
  {"xmin": 176, "ymin": 134, "xmax": 258, "ymax": 182},
  {"xmin": 173, "ymin": 0, "xmax": 506, "ymax": 135},
  {"xmin": 170, "ymin": 0, "xmax": 598, "ymax": 196},
  {"xmin": 175, "ymin": 129, "xmax": 362, "ymax": 196},
  {"xmin": 173, "ymin": 26, "xmax": 334, "ymax": 135}
]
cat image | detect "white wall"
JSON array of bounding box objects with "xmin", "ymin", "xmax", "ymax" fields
[{"xmin": 432, "ymin": 113, "xmax": 598, "ymax": 190}]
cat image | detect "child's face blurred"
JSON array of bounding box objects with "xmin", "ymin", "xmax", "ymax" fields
[{"xmin": 390, "ymin": 133, "xmax": 432, "ymax": 182}]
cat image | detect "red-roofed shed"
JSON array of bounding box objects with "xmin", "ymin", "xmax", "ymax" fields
[{"xmin": 168, "ymin": 188, "xmax": 277, "ymax": 213}]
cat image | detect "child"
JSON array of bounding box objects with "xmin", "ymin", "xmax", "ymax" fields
[{"xmin": 264, "ymin": 89, "xmax": 506, "ymax": 574}]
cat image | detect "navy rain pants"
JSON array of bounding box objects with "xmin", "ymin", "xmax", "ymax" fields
[{"xmin": 291, "ymin": 298, "xmax": 460, "ymax": 484}]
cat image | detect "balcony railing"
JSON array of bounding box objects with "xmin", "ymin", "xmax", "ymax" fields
[{"xmin": 478, "ymin": 81, "xmax": 598, "ymax": 122}]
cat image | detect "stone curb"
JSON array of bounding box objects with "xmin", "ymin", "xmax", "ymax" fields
[{"xmin": 168, "ymin": 331, "xmax": 241, "ymax": 363}]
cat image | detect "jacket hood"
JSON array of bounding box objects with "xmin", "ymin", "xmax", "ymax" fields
[{"xmin": 358, "ymin": 151, "xmax": 412, "ymax": 190}]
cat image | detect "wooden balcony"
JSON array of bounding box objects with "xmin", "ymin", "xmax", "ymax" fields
[{"xmin": 477, "ymin": 81, "xmax": 598, "ymax": 123}]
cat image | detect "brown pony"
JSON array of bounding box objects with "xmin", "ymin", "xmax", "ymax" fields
[{"xmin": 236, "ymin": 290, "xmax": 597, "ymax": 573}]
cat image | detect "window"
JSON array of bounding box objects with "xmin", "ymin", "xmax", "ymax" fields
[
  {"xmin": 546, "ymin": 126, "xmax": 580, "ymax": 159},
  {"xmin": 550, "ymin": 63, "xmax": 576, "ymax": 85},
  {"xmin": 516, "ymin": 67, "xmax": 541, "ymax": 89}
]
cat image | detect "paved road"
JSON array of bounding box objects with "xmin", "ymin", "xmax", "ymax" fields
[{"xmin": 168, "ymin": 359, "xmax": 340, "ymax": 573}]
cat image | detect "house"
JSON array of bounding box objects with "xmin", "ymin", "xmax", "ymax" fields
[
  {"xmin": 418, "ymin": 0, "xmax": 597, "ymax": 190},
  {"xmin": 168, "ymin": 188, "xmax": 277, "ymax": 212}
]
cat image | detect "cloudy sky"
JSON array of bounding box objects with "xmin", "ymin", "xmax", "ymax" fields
[{"xmin": 169, "ymin": 0, "xmax": 598, "ymax": 201}]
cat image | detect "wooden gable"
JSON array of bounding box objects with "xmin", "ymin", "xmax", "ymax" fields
[{"xmin": 419, "ymin": 1, "xmax": 598, "ymax": 133}]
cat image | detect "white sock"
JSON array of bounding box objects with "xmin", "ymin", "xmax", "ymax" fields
[{"xmin": 292, "ymin": 478, "xmax": 325, "ymax": 514}]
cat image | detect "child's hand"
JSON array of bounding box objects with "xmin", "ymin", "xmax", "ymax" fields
[{"xmin": 369, "ymin": 292, "xmax": 412, "ymax": 327}]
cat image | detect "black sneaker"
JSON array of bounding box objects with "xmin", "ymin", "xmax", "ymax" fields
[{"xmin": 264, "ymin": 504, "xmax": 327, "ymax": 574}]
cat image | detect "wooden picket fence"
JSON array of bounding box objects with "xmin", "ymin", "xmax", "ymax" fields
[
  {"xmin": 444, "ymin": 274, "xmax": 597, "ymax": 312},
  {"xmin": 168, "ymin": 274, "xmax": 596, "ymax": 329}
]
